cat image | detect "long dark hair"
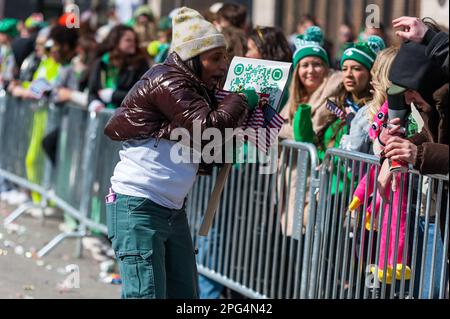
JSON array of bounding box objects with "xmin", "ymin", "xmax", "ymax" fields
[
  {"xmin": 78, "ymin": 33, "xmax": 98, "ymax": 90},
  {"xmin": 96, "ymin": 25, "xmax": 147, "ymax": 69},
  {"xmin": 249, "ymin": 26, "xmax": 293, "ymax": 62},
  {"xmin": 184, "ymin": 55, "xmax": 202, "ymax": 79},
  {"xmin": 184, "ymin": 55, "xmax": 220, "ymax": 102}
]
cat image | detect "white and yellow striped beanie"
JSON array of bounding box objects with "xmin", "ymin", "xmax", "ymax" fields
[{"xmin": 170, "ymin": 7, "xmax": 226, "ymax": 61}]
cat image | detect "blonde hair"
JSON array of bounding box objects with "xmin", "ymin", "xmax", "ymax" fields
[
  {"xmin": 285, "ymin": 60, "xmax": 329, "ymax": 122},
  {"xmin": 366, "ymin": 46, "xmax": 400, "ymax": 121}
]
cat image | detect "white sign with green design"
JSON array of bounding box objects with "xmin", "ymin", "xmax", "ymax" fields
[{"xmin": 223, "ymin": 57, "xmax": 292, "ymax": 110}]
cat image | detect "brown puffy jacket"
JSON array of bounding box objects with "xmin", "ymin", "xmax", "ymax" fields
[{"xmin": 104, "ymin": 52, "xmax": 249, "ymax": 173}]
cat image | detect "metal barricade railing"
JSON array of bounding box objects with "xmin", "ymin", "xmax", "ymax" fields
[
  {"xmin": 40, "ymin": 107, "xmax": 120, "ymax": 256},
  {"xmin": 0, "ymin": 95, "xmax": 35, "ymax": 179},
  {"xmin": 1, "ymin": 90, "xmax": 448, "ymax": 299},
  {"xmin": 85, "ymin": 109, "xmax": 121, "ymax": 232},
  {"xmin": 0, "ymin": 93, "xmax": 61, "ymax": 225},
  {"xmin": 188, "ymin": 140, "xmax": 320, "ymax": 298},
  {"xmin": 0, "ymin": 94, "xmax": 116, "ymax": 257},
  {"xmin": 313, "ymin": 148, "xmax": 449, "ymax": 299},
  {"xmin": 54, "ymin": 105, "xmax": 88, "ymax": 209}
]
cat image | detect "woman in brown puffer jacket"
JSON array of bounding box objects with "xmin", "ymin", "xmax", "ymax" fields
[{"xmin": 103, "ymin": 8, "xmax": 256, "ymax": 299}]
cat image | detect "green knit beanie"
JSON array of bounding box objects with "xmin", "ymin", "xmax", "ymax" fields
[
  {"xmin": 293, "ymin": 26, "xmax": 329, "ymax": 68},
  {"xmin": 340, "ymin": 35, "xmax": 385, "ymax": 71},
  {"xmin": 0, "ymin": 18, "xmax": 18, "ymax": 37},
  {"xmin": 134, "ymin": 5, "xmax": 154, "ymax": 21},
  {"xmin": 158, "ymin": 16, "xmax": 172, "ymax": 31}
]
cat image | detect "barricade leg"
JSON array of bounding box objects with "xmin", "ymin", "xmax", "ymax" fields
[
  {"xmin": 37, "ymin": 230, "xmax": 86, "ymax": 258},
  {"xmin": 3, "ymin": 201, "xmax": 37, "ymax": 226}
]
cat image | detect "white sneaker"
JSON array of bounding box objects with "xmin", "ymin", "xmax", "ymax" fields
[
  {"xmin": 26, "ymin": 207, "xmax": 44, "ymax": 218},
  {"xmin": 58, "ymin": 222, "xmax": 77, "ymax": 233},
  {"xmin": 0, "ymin": 189, "xmax": 18, "ymax": 202},
  {"xmin": 82, "ymin": 237, "xmax": 103, "ymax": 251},
  {"xmin": 7, "ymin": 191, "xmax": 30, "ymax": 206},
  {"xmin": 44, "ymin": 207, "xmax": 58, "ymax": 217}
]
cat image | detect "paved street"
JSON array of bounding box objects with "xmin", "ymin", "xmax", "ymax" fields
[{"xmin": 0, "ymin": 200, "xmax": 121, "ymax": 299}]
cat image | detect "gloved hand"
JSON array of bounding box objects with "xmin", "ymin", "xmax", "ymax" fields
[
  {"xmin": 98, "ymin": 88, "xmax": 114, "ymax": 104},
  {"xmin": 293, "ymin": 104, "xmax": 313, "ymax": 142},
  {"xmin": 240, "ymin": 89, "xmax": 259, "ymax": 111}
]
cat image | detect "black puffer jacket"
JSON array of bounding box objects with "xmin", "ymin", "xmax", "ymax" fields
[
  {"xmin": 88, "ymin": 55, "xmax": 149, "ymax": 108},
  {"xmin": 423, "ymin": 30, "xmax": 449, "ymax": 80},
  {"xmin": 104, "ymin": 52, "xmax": 249, "ymax": 173}
]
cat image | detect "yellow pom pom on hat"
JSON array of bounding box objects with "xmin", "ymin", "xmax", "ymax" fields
[{"xmin": 170, "ymin": 7, "xmax": 226, "ymax": 61}]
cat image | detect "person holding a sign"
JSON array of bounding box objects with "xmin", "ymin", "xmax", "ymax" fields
[{"xmin": 104, "ymin": 7, "xmax": 257, "ymax": 299}]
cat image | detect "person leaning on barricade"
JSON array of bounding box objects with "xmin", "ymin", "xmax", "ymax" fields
[
  {"xmin": 0, "ymin": 18, "xmax": 19, "ymax": 89},
  {"xmin": 103, "ymin": 7, "xmax": 258, "ymax": 299},
  {"xmin": 342, "ymin": 46, "xmax": 400, "ymax": 156},
  {"xmin": 393, "ymin": 16, "xmax": 448, "ymax": 78},
  {"xmin": 377, "ymin": 21, "xmax": 448, "ymax": 249},
  {"xmin": 378, "ymin": 21, "xmax": 448, "ymax": 187},
  {"xmin": 40, "ymin": 24, "xmax": 82, "ymax": 166},
  {"xmin": 7, "ymin": 23, "xmax": 60, "ymax": 205},
  {"xmin": 87, "ymin": 25, "xmax": 149, "ymax": 114}
]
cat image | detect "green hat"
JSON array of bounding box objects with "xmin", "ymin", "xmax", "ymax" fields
[
  {"xmin": 293, "ymin": 26, "xmax": 329, "ymax": 68},
  {"xmin": 134, "ymin": 5, "xmax": 154, "ymax": 21},
  {"xmin": 158, "ymin": 16, "xmax": 172, "ymax": 31},
  {"xmin": 125, "ymin": 18, "xmax": 136, "ymax": 27},
  {"xmin": 0, "ymin": 18, "xmax": 18, "ymax": 37},
  {"xmin": 25, "ymin": 15, "xmax": 43, "ymax": 29},
  {"xmin": 340, "ymin": 35, "xmax": 385, "ymax": 71}
]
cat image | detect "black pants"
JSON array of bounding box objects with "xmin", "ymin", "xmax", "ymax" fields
[{"xmin": 42, "ymin": 127, "xmax": 60, "ymax": 165}]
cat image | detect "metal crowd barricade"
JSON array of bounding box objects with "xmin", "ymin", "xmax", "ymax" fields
[
  {"xmin": 0, "ymin": 93, "xmax": 61, "ymax": 225},
  {"xmin": 37, "ymin": 107, "xmax": 120, "ymax": 257},
  {"xmin": 313, "ymin": 148, "xmax": 449, "ymax": 299},
  {"xmin": 54, "ymin": 105, "xmax": 88, "ymax": 209},
  {"xmin": 188, "ymin": 140, "xmax": 320, "ymax": 299},
  {"xmin": 0, "ymin": 94, "xmax": 117, "ymax": 257},
  {"xmin": 0, "ymin": 93, "xmax": 35, "ymax": 179},
  {"xmin": 1, "ymin": 90, "xmax": 448, "ymax": 299},
  {"xmin": 82, "ymin": 109, "xmax": 121, "ymax": 234}
]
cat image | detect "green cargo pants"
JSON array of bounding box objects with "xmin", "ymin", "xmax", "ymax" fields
[{"xmin": 106, "ymin": 193, "xmax": 198, "ymax": 299}]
